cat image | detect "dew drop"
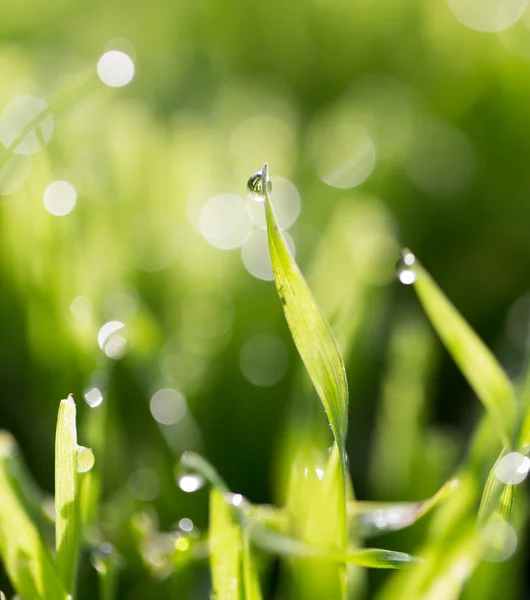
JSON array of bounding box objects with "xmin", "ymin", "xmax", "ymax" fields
[
  {"xmin": 247, "ymin": 170, "xmax": 272, "ymax": 202},
  {"xmin": 76, "ymin": 445, "xmax": 95, "ymax": 473},
  {"xmin": 90, "ymin": 542, "xmax": 115, "ymax": 575},
  {"xmin": 495, "ymin": 451, "xmax": 530, "ymax": 485},
  {"xmin": 178, "ymin": 517, "xmax": 194, "ymax": 532},
  {"xmin": 396, "ymin": 248, "xmax": 417, "ymax": 285},
  {"xmin": 226, "ymin": 492, "xmax": 244, "ymax": 507},
  {"xmin": 176, "ymin": 461, "xmax": 205, "ymax": 493}
]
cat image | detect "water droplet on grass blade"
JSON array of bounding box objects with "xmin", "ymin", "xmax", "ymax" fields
[
  {"xmin": 76, "ymin": 445, "xmax": 95, "ymax": 473},
  {"xmin": 176, "ymin": 462, "xmax": 205, "ymax": 493},
  {"xmin": 90, "ymin": 542, "xmax": 115, "ymax": 574},
  {"xmin": 495, "ymin": 452, "xmax": 530, "ymax": 485},
  {"xmin": 396, "ymin": 248, "xmax": 417, "ymax": 285},
  {"xmin": 247, "ymin": 169, "xmax": 272, "ymax": 202}
]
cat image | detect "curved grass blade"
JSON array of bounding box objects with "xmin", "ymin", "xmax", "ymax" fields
[
  {"xmin": 180, "ymin": 451, "xmax": 228, "ymax": 493},
  {"xmin": 263, "ymin": 163, "xmax": 348, "ymax": 452},
  {"xmin": 406, "ymin": 252, "xmax": 516, "ymax": 447},
  {"xmin": 351, "ymin": 479, "xmax": 460, "ymax": 537},
  {"xmin": 0, "ymin": 433, "xmax": 67, "ymax": 600},
  {"xmin": 247, "ymin": 523, "xmax": 417, "ymax": 569}
]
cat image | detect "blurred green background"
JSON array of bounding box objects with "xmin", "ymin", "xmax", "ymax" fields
[{"xmin": 2, "ymin": 0, "xmax": 530, "ymax": 597}]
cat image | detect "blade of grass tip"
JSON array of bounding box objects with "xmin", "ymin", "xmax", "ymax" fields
[
  {"xmin": 262, "ymin": 163, "xmax": 349, "ymax": 453},
  {"xmin": 210, "ymin": 487, "xmax": 242, "ymax": 600},
  {"xmin": 55, "ymin": 395, "xmax": 81, "ymax": 595},
  {"xmin": 350, "ymin": 479, "xmax": 460, "ymax": 537},
  {"xmin": 402, "ymin": 250, "xmax": 516, "ymax": 447},
  {"xmin": 247, "ymin": 523, "xmax": 417, "ymax": 569},
  {"xmin": 180, "ymin": 451, "xmax": 229, "ymax": 493},
  {"xmin": 0, "ymin": 433, "xmax": 66, "ymax": 600}
]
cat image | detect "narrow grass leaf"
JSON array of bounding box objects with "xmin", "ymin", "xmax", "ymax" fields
[
  {"xmin": 247, "ymin": 523, "xmax": 416, "ymax": 569},
  {"xmin": 477, "ymin": 449, "xmax": 506, "ymax": 525},
  {"xmin": 351, "ymin": 479, "xmax": 460, "ymax": 537},
  {"xmin": 0, "ymin": 433, "xmax": 66, "ymax": 600},
  {"xmin": 210, "ymin": 487, "xmax": 242, "ymax": 600},
  {"xmin": 242, "ymin": 534, "xmax": 264, "ymax": 600},
  {"xmin": 409, "ymin": 255, "xmax": 516, "ymax": 447},
  {"xmin": 263, "ymin": 164, "xmax": 348, "ymax": 452},
  {"xmin": 55, "ymin": 395, "xmax": 80, "ymax": 594}
]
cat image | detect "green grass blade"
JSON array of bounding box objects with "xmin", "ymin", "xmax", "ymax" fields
[
  {"xmin": 408, "ymin": 254, "xmax": 516, "ymax": 447},
  {"xmin": 477, "ymin": 449, "xmax": 506, "ymax": 525},
  {"xmin": 0, "ymin": 434, "xmax": 67, "ymax": 600},
  {"xmin": 351, "ymin": 479, "xmax": 460, "ymax": 537},
  {"xmin": 263, "ymin": 164, "xmax": 348, "ymax": 452},
  {"xmin": 247, "ymin": 522, "xmax": 417, "ymax": 569},
  {"xmin": 180, "ymin": 451, "xmax": 228, "ymax": 493},
  {"xmin": 55, "ymin": 395, "xmax": 80, "ymax": 594},
  {"xmin": 242, "ymin": 534, "xmax": 264, "ymax": 600},
  {"xmin": 210, "ymin": 487, "xmax": 242, "ymax": 600}
]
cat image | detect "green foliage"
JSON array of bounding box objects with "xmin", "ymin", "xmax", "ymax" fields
[
  {"xmin": 0, "ymin": 434, "xmax": 66, "ymax": 600},
  {"xmin": 2, "ymin": 4, "xmax": 530, "ymax": 593},
  {"xmin": 264, "ymin": 165, "xmax": 348, "ymax": 454},
  {"xmin": 411, "ymin": 256, "xmax": 517, "ymax": 447}
]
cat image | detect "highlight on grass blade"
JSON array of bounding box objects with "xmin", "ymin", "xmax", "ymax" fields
[
  {"xmin": 55, "ymin": 395, "xmax": 95, "ymax": 595},
  {"xmin": 260, "ymin": 163, "xmax": 349, "ymax": 454},
  {"xmin": 351, "ymin": 479, "xmax": 460, "ymax": 537},
  {"xmin": 246, "ymin": 522, "xmax": 418, "ymax": 569},
  {"xmin": 398, "ymin": 249, "xmax": 517, "ymax": 447},
  {"xmin": 0, "ymin": 432, "xmax": 67, "ymax": 600}
]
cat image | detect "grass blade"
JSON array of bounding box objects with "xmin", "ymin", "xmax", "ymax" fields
[
  {"xmin": 0, "ymin": 433, "xmax": 66, "ymax": 600},
  {"xmin": 351, "ymin": 479, "xmax": 460, "ymax": 537},
  {"xmin": 55, "ymin": 395, "xmax": 80, "ymax": 594},
  {"xmin": 406, "ymin": 252, "xmax": 516, "ymax": 447},
  {"xmin": 247, "ymin": 522, "xmax": 417, "ymax": 569},
  {"xmin": 263, "ymin": 164, "xmax": 348, "ymax": 452},
  {"xmin": 242, "ymin": 534, "xmax": 264, "ymax": 600},
  {"xmin": 210, "ymin": 487, "xmax": 242, "ymax": 600}
]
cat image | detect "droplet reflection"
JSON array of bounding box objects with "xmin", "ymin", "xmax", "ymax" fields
[
  {"xmin": 98, "ymin": 321, "xmax": 127, "ymax": 359},
  {"xmin": 97, "ymin": 51, "xmax": 135, "ymax": 88},
  {"xmin": 76, "ymin": 446, "xmax": 95, "ymax": 473},
  {"xmin": 495, "ymin": 452, "xmax": 530, "ymax": 485},
  {"xmin": 247, "ymin": 170, "xmax": 272, "ymax": 202},
  {"xmin": 43, "ymin": 180, "xmax": 77, "ymax": 216},
  {"xmin": 396, "ymin": 249, "xmax": 417, "ymax": 285},
  {"xmin": 178, "ymin": 474, "xmax": 204, "ymax": 493},
  {"xmin": 247, "ymin": 176, "xmax": 301, "ymax": 230},
  {"xmin": 84, "ymin": 387, "xmax": 103, "ymax": 408}
]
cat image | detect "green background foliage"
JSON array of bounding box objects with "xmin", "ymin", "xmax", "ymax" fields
[{"xmin": 1, "ymin": 0, "xmax": 530, "ymax": 597}]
